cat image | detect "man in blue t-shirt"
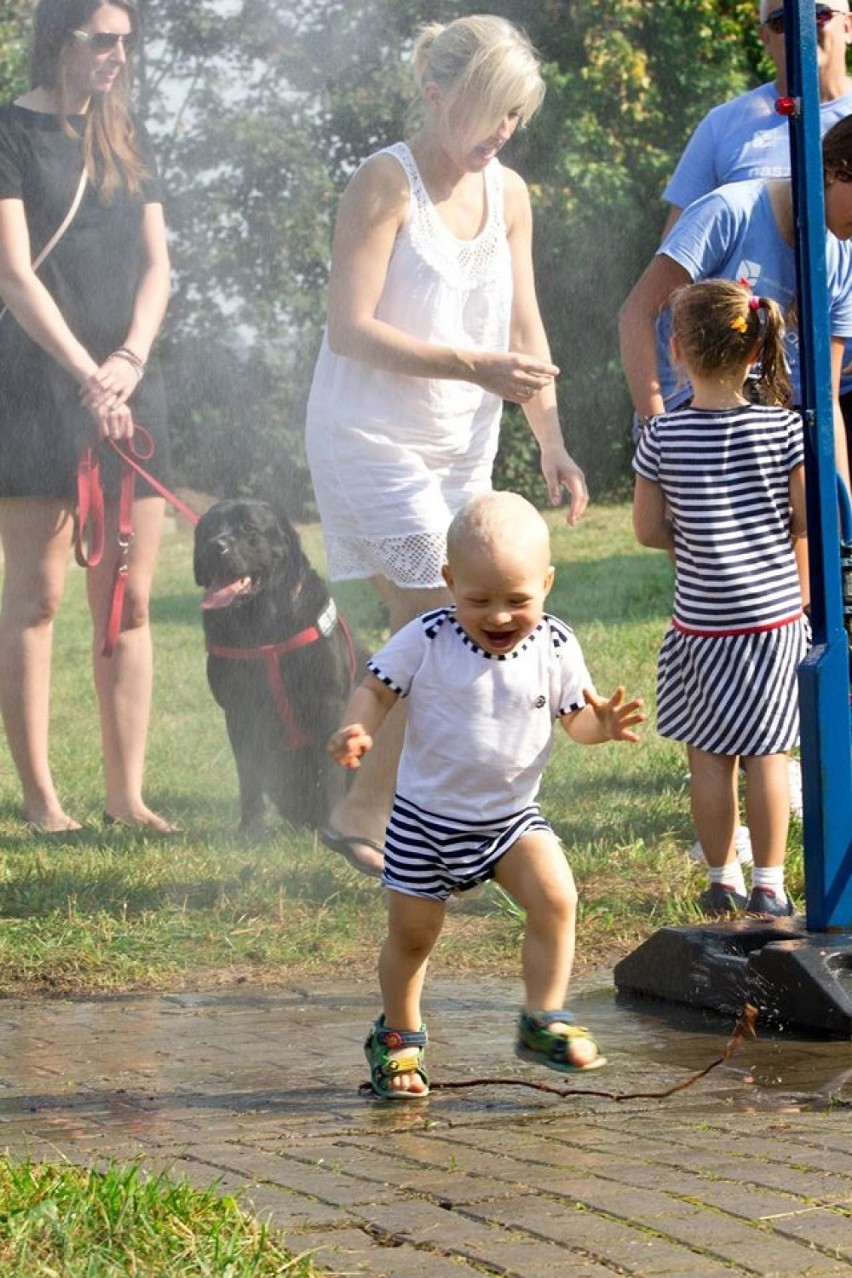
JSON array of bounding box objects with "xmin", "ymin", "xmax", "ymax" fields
[{"xmin": 662, "ymin": 0, "xmax": 852, "ymax": 238}]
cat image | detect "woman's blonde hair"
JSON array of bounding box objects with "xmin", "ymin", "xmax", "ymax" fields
[
  {"xmin": 670, "ymin": 278, "xmax": 792, "ymax": 407},
  {"xmin": 30, "ymin": 0, "xmax": 150, "ymax": 202},
  {"xmin": 408, "ymin": 15, "xmax": 544, "ymax": 148}
]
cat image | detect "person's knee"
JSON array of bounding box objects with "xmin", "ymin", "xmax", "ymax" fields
[
  {"xmin": 540, "ymin": 872, "xmax": 577, "ymax": 923},
  {"xmin": 4, "ymin": 578, "xmax": 64, "ymax": 628},
  {"xmin": 518, "ymin": 857, "xmax": 577, "ymax": 929},
  {"xmin": 379, "ymin": 580, "xmax": 450, "ymax": 633},
  {"xmin": 388, "ymin": 916, "xmax": 442, "ymax": 961},
  {"xmin": 118, "ymin": 585, "xmax": 151, "ymax": 632},
  {"xmin": 689, "ymin": 746, "xmax": 736, "ymax": 784},
  {"xmin": 389, "ymin": 593, "xmax": 436, "ymax": 632}
]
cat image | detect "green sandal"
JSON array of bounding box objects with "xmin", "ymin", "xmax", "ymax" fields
[
  {"xmin": 515, "ymin": 1010, "xmax": 607, "ymax": 1073},
  {"xmin": 364, "ymin": 1015, "xmax": 430, "ymax": 1099}
]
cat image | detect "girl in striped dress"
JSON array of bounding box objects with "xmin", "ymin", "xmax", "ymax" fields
[{"xmin": 633, "ymin": 278, "xmax": 809, "ymax": 918}]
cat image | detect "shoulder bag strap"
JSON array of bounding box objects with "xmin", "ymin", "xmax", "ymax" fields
[{"xmin": 0, "ymin": 166, "xmax": 88, "ymax": 324}]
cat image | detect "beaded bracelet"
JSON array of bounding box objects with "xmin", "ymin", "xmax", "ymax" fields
[{"xmin": 109, "ymin": 346, "xmax": 146, "ymax": 380}]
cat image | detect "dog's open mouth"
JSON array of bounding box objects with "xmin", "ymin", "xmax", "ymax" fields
[{"xmin": 201, "ymin": 576, "xmax": 260, "ymax": 610}]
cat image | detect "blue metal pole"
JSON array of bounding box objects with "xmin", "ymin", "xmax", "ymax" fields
[{"xmin": 784, "ymin": 0, "xmax": 852, "ymax": 928}]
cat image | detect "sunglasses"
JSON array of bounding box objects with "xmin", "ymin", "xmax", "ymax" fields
[
  {"xmin": 764, "ymin": 5, "xmax": 846, "ymax": 34},
  {"xmin": 70, "ymin": 29, "xmax": 137, "ymax": 54}
]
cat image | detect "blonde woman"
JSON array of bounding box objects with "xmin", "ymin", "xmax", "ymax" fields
[
  {"xmin": 0, "ymin": 0, "xmax": 175, "ymax": 834},
  {"xmin": 306, "ymin": 15, "xmax": 587, "ymax": 875}
]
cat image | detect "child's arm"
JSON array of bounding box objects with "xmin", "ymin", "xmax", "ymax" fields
[
  {"xmin": 633, "ymin": 475, "xmax": 675, "ymax": 554},
  {"xmin": 327, "ymin": 674, "xmax": 399, "ymax": 768},
  {"xmin": 789, "ymin": 462, "xmax": 809, "ymax": 610},
  {"xmin": 561, "ymin": 686, "xmax": 644, "ymax": 745}
]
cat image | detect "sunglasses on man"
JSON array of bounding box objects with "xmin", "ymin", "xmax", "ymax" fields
[
  {"xmin": 70, "ymin": 29, "xmax": 137, "ymax": 55},
  {"xmin": 763, "ymin": 5, "xmax": 846, "ymax": 34}
]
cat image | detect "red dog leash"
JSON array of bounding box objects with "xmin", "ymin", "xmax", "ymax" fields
[{"xmin": 75, "ymin": 428, "xmax": 200, "ymax": 656}]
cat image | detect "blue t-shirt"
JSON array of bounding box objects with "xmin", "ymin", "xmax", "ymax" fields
[
  {"xmin": 655, "ymin": 180, "xmax": 852, "ymax": 408},
  {"xmin": 663, "ymin": 82, "xmax": 852, "ymax": 210}
]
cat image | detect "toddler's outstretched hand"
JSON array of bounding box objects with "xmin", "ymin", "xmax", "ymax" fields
[
  {"xmin": 583, "ymin": 686, "xmax": 644, "ymax": 742},
  {"xmin": 328, "ymin": 724, "xmax": 373, "ymax": 768}
]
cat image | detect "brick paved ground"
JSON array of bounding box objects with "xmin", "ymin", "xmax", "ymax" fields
[{"xmin": 1, "ymin": 978, "xmax": 852, "ymax": 1276}]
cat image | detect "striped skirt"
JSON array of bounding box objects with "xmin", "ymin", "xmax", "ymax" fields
[
  {"xmin": 656, "ymin": 617, "xmax": 810, "ymax": 756},
  {"xmin": 384, "ymin": 792, "xmax": 551, "ymax": 901}
]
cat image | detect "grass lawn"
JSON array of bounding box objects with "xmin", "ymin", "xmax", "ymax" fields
[
  {"xmin": 0, "ymin": 1158, "xmax": 313, "ymax": 1277},
  {"xmin": 0, "ymin": 499, "xmax": 805, "ymax": 996}
]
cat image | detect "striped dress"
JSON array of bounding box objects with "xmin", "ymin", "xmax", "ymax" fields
[
  {"xmin": 633, "ymin": 404, "xmax": 809, "ymax": 755},
  {"xmin": 367, "ymin": 607, "xmax": 592, "ymax": 900}
]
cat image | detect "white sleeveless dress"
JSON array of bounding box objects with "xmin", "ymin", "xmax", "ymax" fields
[{"xmin": 305, "ymin": 141, "xmax": 513, "ymax": 588}]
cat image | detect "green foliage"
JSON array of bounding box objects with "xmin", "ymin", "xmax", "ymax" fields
[
  {"xmin": 498, "ymin": 0, "xmax": 760, "ymax": 494},
  {"xmin": 0, "ymin": 1, "xmax": 31, "ymax": 102}
]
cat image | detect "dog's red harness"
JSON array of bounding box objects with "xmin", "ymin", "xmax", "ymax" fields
[{"xmin": 206, "ymin": 599, "xmax": 358, "ymax": 751}]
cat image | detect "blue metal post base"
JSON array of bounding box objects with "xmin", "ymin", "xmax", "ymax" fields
[{"xmin": 613, "ymin": 921, "xmax": 852, "ymax": 1037}]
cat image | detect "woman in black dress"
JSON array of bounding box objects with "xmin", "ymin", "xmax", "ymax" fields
[{"xmin": 0, "ymin": 0, "xmax": 175, "ymax": 833}]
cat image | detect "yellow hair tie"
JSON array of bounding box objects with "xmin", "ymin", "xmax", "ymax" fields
[{"xmin": 730, "ymin": 315, "xmax": 748, "ymax": 333}]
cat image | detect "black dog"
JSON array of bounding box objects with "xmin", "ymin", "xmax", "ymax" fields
[{"xmin": 194, "ymin": 499, "xmax": 364, "ymax": 832}]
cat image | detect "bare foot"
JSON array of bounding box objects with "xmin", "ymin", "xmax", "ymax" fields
[
  {"xmin": 386, "ymin": 1045, "xmax": 429, "ymax": 1095},
  {"xmin": 320, "ymin": 828, "xmax": 384, "ymax": 877},
  {"xmin": 103, "ymin": 806, "xmax": 180, "ymax": 835},
  {"xmin": 24, "ymin": 806, "xmax": 83, "ymax": 834}
]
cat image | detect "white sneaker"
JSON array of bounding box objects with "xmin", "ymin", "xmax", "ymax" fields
[
  {"xmin": 689, "ymin": 825, "xmax": 753, "ymax": 866},
  {"xmin": 788, "ymin": 756, "xmax": 803, "ymax": 821}
]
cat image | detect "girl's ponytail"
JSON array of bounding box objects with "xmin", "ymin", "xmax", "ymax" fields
[
  {"xmin": 752, "ymin": 295, "xmax": 792, "ymax": 407},
  {"xmin": 670, "ymin": 278, "xmax": 792, "ymax": 408}
]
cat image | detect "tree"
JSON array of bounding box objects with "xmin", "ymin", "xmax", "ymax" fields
[
  {"xmin": 0, "ymin": 1, "xmax": 31, "ymax": 102},
  {"xmin": 488, "ymin": 0, "xmax": 766, "ymax": 496}
]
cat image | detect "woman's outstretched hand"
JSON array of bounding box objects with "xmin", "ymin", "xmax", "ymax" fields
[{"xmin": 470, "ymin": 351, "xmax": 559, "ymax": 403}]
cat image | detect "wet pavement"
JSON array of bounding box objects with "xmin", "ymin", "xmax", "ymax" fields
[{"xmin": 2, "ymin": 974, "xmax": 852, "ymax": 1276}]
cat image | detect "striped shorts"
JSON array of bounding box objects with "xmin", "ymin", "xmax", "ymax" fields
[
  {"xmin": 383, "ymin": 793, "xmax": 551, "ymax": 901},
  {"xmin": 656, "ymin": 617, "xmax": 810, "ymax": 755}
]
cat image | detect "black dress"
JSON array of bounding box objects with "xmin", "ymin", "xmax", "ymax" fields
[{"xmin": 0, "ymin": 103, "xmax": 171, "ymax": 498}]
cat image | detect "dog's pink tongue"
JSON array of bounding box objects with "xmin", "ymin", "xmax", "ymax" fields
[{"xmin": 201, "ymin": 577, "xmax": 253, "ymax": 610}]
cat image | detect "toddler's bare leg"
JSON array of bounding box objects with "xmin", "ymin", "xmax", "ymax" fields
[
  {"xmin": 377, "ymin": 890, "xmax": 445, "ymax": 1094},
  {"xmin": 495, "ymin": 830, "xmax": 597, "ymax": 1067}
]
